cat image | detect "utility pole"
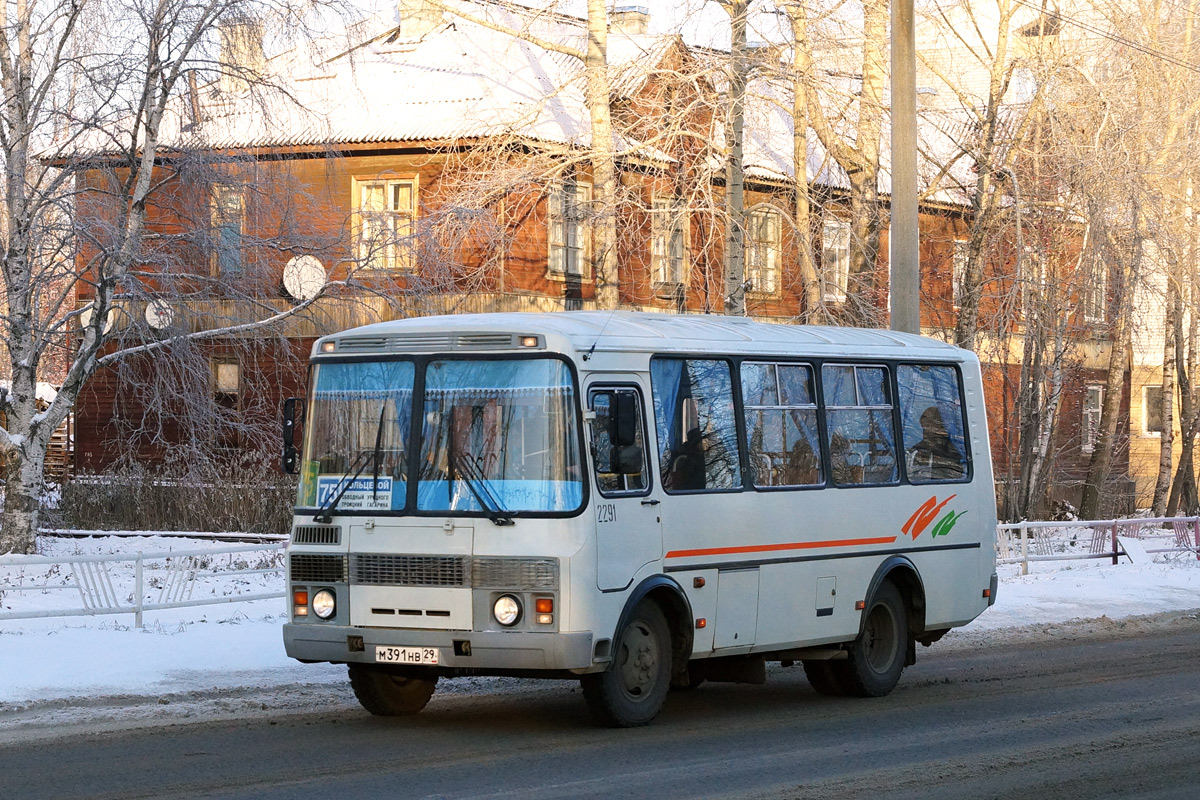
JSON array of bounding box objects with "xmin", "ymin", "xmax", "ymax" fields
[{"xmin": 890, "ymin": 0, "xmax": 919, "ymax": 334}]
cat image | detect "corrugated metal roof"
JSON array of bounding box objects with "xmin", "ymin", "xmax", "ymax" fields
[{"xmin": 69, "ymin": 0, "xmax": 985, "ymax": 209}]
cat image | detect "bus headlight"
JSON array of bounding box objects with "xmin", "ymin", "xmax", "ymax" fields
[
  {"xmin": 493, "ymin": 594, "xmax": 522, "ymax": 627},
  {"xmin": 312, "ymin": 589, "xmax": 336, "ymax": 620}
]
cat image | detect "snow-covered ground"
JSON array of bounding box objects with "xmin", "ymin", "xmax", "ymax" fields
[{"xmin": 2, "ymin": 534, "xmax": 1200, "ymax": 739}]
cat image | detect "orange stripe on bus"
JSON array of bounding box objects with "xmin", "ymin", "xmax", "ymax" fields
[{"xmin": 664, "ymin": 536, "xmax": 899, "ymax": 559}]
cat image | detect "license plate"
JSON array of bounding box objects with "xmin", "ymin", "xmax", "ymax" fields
[{"xmin": 374, "ymin": 645, "xmax": 439, "ymax": 665}]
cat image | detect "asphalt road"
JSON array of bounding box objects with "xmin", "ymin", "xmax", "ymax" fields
[{"xmin": 3, "ymin": 622, "xmax": 1200, "ymax": 800}]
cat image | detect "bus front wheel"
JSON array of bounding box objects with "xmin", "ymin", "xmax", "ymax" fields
[
  {"xmin": 842, "ymin": 580, "xmax": 908, "ymax": 697},
  {"xmin": 581, "ymin": 601, "xmax": 672, "ymax": 727},
  {"xmin": 348, "ymin": 664, "xmax": 438, "ymax": 716}
]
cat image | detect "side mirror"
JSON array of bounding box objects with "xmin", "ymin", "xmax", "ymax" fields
[
  {"xmin": 282, "ymin": 397, "xmax": 302, "ymax": 474},
  {"xmin": 612, "ymin": 391, "xmax": 639, "ymax": 448}
]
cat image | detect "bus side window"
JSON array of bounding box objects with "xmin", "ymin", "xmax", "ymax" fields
[
  {"xmin": 589, "ymin": 389, "xmax": 649, "ymax": 495},
  {"xmin": 897, "ymin": 365, "xmax": 969, "ymax": 483},
  {"xmin": 822, "ymin": 364, "xmax": 899, "ymax": 487},
  {"xmin": 651, "ymin": 358, "xmax": 742, "ymax": 492},
  {"xmin": 741, "ymin": 362, "xmax": 822, "ymax": 488}
]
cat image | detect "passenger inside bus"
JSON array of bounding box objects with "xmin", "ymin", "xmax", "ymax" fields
[{"xmin": 907, "ymin": 406, "xmax": 965, "ymax": 480}]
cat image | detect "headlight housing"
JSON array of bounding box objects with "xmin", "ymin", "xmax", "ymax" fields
[
  {"xmin": 493, "ymin": 594, "xmax": 522, "ymax": 627},
  {"xmin": 311, "ymin": 589, "xmax": 336, "ymax": 620}
]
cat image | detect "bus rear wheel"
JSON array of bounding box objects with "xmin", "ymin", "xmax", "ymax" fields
[
  {"xmin": 841, "ymin": 580, "xmax": 908, "ymax": 697},
  {"xmin": 581, "ymin": 601, "xmax": 672, "ymax": 727},
  {"xmin": 348, "ymin": 664, "xmax": 438, "ymax": 716}
]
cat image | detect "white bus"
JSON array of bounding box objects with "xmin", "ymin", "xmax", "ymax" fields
[{"xmin": 282, "ymin": 312, "xmax": 997, "ymax": 726}]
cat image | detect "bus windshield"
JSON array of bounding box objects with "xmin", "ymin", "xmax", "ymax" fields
[
  {"xmin": 417, "ymin": 358, "xmax": 582, "ymax": 514},
  {"xmin": 297, "ymin": 357, "xmax": 583, "ymax": 516},
  {"xmin": 298, "ymin": 360, "xmax": 415, "ymax": 512}
]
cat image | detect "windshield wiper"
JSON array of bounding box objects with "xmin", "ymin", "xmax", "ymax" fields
[
  {"xmin": 313, "ymin": 404, "xmax": 388, "ymax": 524},
  {"xmin": 453, "ymin": 452, "xmax": 514, "ymax": 526}
]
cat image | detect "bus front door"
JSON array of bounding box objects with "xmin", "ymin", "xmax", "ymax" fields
[{"xmin": 588, "ymin": 385, "xmax": 662, "ymax": 591}]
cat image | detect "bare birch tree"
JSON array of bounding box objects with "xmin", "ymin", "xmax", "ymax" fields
[{"xmin": 0, "ymin": 1, "xmax": 354, "ymax": 554}]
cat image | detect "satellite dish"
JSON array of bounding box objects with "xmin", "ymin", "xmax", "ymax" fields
[
  {"xmin": 78, "ymin": 304, "xmax": 118, "ymax": 335},
  {"xmin": 145, "ymin": 299, "xmax": 174, "ymax": 330},
  {"xmin": 283, "ymin": 255, "xmax": 327, "ymax": 302}
]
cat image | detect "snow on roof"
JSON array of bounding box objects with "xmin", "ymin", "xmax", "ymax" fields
[{"xmin": 70, "ymin": 0, "xmax": 984, "ymax": 207}]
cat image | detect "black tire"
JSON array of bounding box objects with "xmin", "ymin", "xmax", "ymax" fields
[
  {"xmin": 841, "ymin": 580, "xmax": 908, "ymax": 697},
  {"xmin": 348, "ymin": 664, "xmax": 438, "ymax": 716},
  {"xmin": 802, "ymin": 659, "xmax": 847, "ymax": 696},
  {"xmin": 581, "ymin": 602, "xmax": 672, "ymax": 727}
]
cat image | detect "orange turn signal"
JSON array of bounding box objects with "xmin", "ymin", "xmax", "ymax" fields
[
  {"xmin": 293, "ymin": 590, "xmax": 309, "ymax": 606},
  {"xmin": 695, "ymin": 618, "xmax": 707, "ymax": 629},
  {"xmin": 855, "ymin": 600, "xmax": 866, "ymax": 610},
  {"xmin": 535, "ymin": 598, "xmax": 554, "ymax": 614},
  {"xmin": 982, "ymin": 588, "xmax": 992, "ymax": 598}
]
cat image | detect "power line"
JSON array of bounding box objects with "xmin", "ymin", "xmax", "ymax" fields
[{"xmin": 1011, "ymin": 0, "xmax": 1200, "ymax": 75}]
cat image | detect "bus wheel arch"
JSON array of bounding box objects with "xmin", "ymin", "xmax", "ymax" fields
[
  {"xmin": 865, "ymin": 557, "xmax": 925, "ymax": 667},
  {"xmin": 582, "ymin": 577, "xmax": 692, "ymax": 726},
  {"xmin": 614, "ymin": 576, "xmax": 694, "ymax": 690}
]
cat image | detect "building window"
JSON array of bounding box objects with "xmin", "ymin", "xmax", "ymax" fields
[
  {"xmin": 952, "ymin": 239, "xmax": 969, "ymax": 308},
  {"xmin": 1143, "ymin": 384, "xmax": 1164, "ymax": 435},
  {"xmin": 822, "ymin": 218, "xmax": 851, "ymax": 302},
  {"xmin": 357, "ymin": 177, "xmax": 417, "ymax": 270},
  {"xmin": 213, "ymin": 358, "xmax": 242, "ymax": 449},
  {"xmin": 211, "ymin": 185, "xmax": 244, "ymax": 275},
  {"xmin": 548, "ymin": 180, "xmax": 591, "ymax": 278},
  {"xmin": 651, "ymin": 197, "xmax": 686, "ymax": 286},
  {"xmin": 213, "ymin": 359, "xmax": 241, "ymax": 410},
  {"xmin": 747, "ymin": 208, "xmax": 781, "ymax": 295},
  {"xmin": 1083, "ymin": 260, "xmax": 1106, "ymax": 322},
  {"xmin": 1083, "ymin": 384, "xmax": 1104, "ymax": 453}
]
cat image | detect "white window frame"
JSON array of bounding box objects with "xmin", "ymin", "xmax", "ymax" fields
[
  {"xmin": 356, "ymin": 177, "xmax": 417, "ymax": 271},
  {"xmin": 1142, "ymin": 384, "xmax": 1164, "ymax": 437},
  {"xmin": 952, "ymin": 239, "xmax": 969, "ymax": 309},
  {"xmin": 651, "ymin": 196, "xmax": 687, "ymax": 286},
  {"xmin": 822, "ymin": 218, "xmax": 851, "ymax": 302},
  {"xmin": 747, "ymin": 207, "xmax": 781, "ymax": 295},
  {"xmin": 548, "ymin": 180, "xmax": 592, "ymax": 279},
  {"xmin": 1083, "ymin": 384, "xmax": 1104, "ymax": 453}
]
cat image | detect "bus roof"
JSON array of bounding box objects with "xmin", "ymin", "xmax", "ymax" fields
[{"xmin": 320, "ymin": 311, "xmax": 970, "ymax": 362}]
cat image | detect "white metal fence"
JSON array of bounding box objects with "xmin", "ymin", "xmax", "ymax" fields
[
  {"xmin": 996, "ymin": 516, "xmax": 1200, "ymax": 574},
  {"xmin": 4, "ymin": 519, "xmax": 1199, "ymax": 625},
  {"xmin": 0, "ymin": 543, "xmax": 285, "ymax": 627}
]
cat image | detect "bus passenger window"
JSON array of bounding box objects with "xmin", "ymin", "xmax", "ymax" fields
[
  {"xmin": 898, "ymin": 365, "xmax": 969, "ymax": 482},
  {"xmin": 589, "ymin": 389, "xmax": 649, "ymax": 495},
  {"xmin": 741, "ymin": 362, "xmax": 822, "ymax": 487},
  {"xmin": 822, "ymin": 364, "xmax": 898, "ymax": 486},
  {"xmin": 651, "ymin": 358, "xmax": 742, "ymax": 492}
]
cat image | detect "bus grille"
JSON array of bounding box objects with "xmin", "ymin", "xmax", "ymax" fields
[
  {"xmin": 290, "ymin": 554, "xmax": 348, "ymax": 583},
  {"xmin": 291, "ymin": 525, "xmax": 341, "ymax": 545},
  {"xmin": 352, "ymin": 555, "xmax": 469, "ymax": 587},
  {"xmin": 472, "ymin": 557, "xmax": 559, "ymax": 590},
  {"xmin": 345, "ymin": 555, "xmax": 559, "ymax": 590}
]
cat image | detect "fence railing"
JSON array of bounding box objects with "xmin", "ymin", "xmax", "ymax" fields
[
  {"xmin": 0, "ymin": 543, "xmax": 285, "ymax": 627},
  {"xmin": 996, "ymin": 516, "xmax": 1200, "ymax": 575}
]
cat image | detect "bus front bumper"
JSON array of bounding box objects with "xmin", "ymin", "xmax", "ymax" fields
[{"xmin": 283, "ymin": 623, "xmax": 595, "ymax": 672}]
